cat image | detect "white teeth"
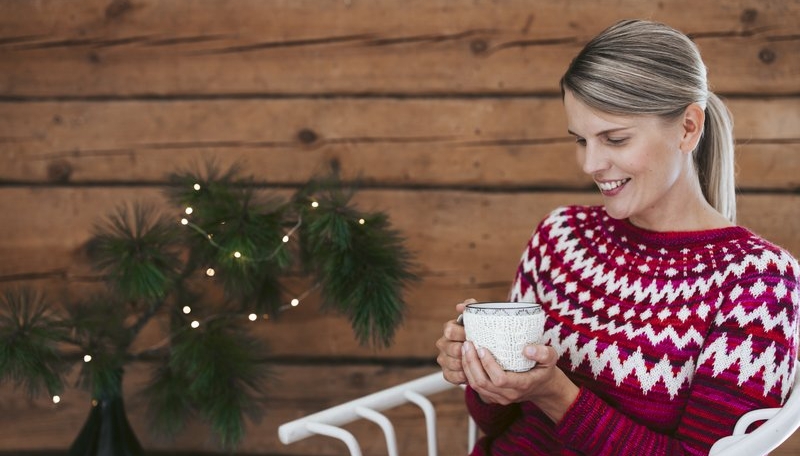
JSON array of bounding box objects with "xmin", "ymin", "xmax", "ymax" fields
[{"xmin": 597, "ymin": 179, "xmax": 629, "ymax": 191}]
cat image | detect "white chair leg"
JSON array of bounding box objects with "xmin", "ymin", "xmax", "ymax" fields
[
  {"xmin": 405, "ymin": 390, "xmax": 438, "ymax": 456},
  {"xmin": 304, "ymin": 422, "xmax": 362, "ymax": 456},
  {"xmin": 468, "ymin": 415, "xmax": 478, "ymax": 453},
  {"xmin": 356, "ymin": 406, "xmax": 398, "ymax": 456}
]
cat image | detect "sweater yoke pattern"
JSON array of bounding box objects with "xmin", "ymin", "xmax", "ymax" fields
[{"xmin": 509, "ymin": 206, "xmax": 799, "ymax": 402}]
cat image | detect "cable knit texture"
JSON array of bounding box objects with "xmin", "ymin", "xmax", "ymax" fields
[{"xmin": 467, "ymin": 205, "xmax": 799, "ymax": 455}]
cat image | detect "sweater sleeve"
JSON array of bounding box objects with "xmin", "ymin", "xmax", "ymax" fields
[
  {"xmin": 465, "ymin": 385, "xmax": 522, "ymax": 438},
  {"xmin": 554, "ymin": 256, "xmax": 800, "ymax": 455}
]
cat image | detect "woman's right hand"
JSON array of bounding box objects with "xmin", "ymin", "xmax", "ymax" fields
[{"xmin": 435, "ymin": 298, "xmax": 476, "ymax": 385}]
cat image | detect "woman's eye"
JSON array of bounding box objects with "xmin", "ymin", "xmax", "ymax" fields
[
  {"xmin": 575, "ymin": 138, "xmax": 587, "ymax": 146},
  {"xmin": 607, "ymin": 137, "xmax": 627, "ymax": 145}
]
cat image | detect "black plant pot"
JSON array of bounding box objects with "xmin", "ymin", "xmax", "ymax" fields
[{"xmin": 68, "ymin": 394, "xmax": 144, "ymax": 456}]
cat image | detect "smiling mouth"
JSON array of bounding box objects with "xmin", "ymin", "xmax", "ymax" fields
[{"xmin": 596, "ymin": 178, "xmax": 630, "ymax": 192}]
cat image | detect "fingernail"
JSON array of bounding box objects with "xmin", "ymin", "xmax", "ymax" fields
[
  {"xmin": 524, "ymin": 346, "xmax": 537, "ymax": 357},
  {"xmin": 462, "ymin": 342, "xmax": 469, "ymax": 353},
  {"xmin": 478, "ymin": 347, "xmax": 485, "ymax": 359}
]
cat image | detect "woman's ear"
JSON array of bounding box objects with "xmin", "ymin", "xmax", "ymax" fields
[{"xmin": 680, "ymin": 103, "xmax": 705, "ymax": 154}]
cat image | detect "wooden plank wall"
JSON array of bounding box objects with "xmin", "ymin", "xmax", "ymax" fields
[{"xmin": 1, "ymin": 1, "xmax": 798, "ymax": 454}]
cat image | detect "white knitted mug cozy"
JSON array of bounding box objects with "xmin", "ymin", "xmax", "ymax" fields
[{"xmin": 462, "ymin": 302, "xmax": 545, "ymax": 372}]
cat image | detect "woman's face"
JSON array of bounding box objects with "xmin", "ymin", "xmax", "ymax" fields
[{"xmin": 563, "ymin": 90, "xmax": 700, "ymax": 231}]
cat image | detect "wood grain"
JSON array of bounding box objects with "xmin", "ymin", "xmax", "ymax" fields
[
  {"xmin": 1, "ymin": 0, "xmax": 798, "ymax": 453},
  {"xmin": 1, "ymin": 0, "xmax": 798, "ymax": 96},
  {"xmin": 1, "ymin": 98, "xmax": 798, "ymax": 189},
  {"xmin": 1, "ymin": 188, "xmax": 798, "ymax": 360}
]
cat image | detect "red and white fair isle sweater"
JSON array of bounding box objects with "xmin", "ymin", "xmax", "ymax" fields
[{"xmin": 466, "ymin": 205, "xmax": 799, "ymax": 455}]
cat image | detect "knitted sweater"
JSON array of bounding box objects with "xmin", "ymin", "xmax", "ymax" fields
[{"xmin": 467, "ymin": 205, "xmax": 799, "ymax": 455}]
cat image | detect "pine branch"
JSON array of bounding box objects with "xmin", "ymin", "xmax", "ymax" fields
[{"xmin": 0, "ymin": 288, "xmax": 69, "ymax": 397}]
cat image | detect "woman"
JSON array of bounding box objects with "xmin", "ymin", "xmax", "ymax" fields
[{"xmin": 436, "ymin": 19, "xmax": 799, "ymax": 455}]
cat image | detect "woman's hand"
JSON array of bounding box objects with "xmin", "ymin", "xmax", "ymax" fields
[
  {"xmin": 461, "ymin": 341, "xmax": 580, "ymax": 423},
  {"xmin": 435, "ymin": 299, "xmax": 476, "ymax": 385}
]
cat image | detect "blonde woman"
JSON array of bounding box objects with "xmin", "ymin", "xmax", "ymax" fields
[{"xmin": 436, "ymin": 20, "xmax": 799, "ymax": 455}]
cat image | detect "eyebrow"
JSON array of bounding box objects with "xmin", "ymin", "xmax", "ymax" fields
[{"xmin": 567, "ymin": 127, "xmax": 632, "ymax": 137}]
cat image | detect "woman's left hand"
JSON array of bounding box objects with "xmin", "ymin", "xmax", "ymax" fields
[{"xmin": 461, "ymin": 341, "xmax": 580, "ymax": 423}]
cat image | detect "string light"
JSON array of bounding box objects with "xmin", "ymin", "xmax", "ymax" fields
[
  {"xmin": 52, "ymin": 395, "xmax": 61, "ymax": 404},
  {"xmin": 83, "ymin": 355, "xmax": 92, "ymax": 363},
  {"xmin": 182, "ymin": 306, "xmax": 191, "ymax": 314},
  {"xmin": 358, "ymin": 218, "xmax": 365, "ymax": 225},
  {"xmin": 193, "ymin": 183, "xmax": 201, "ymax": 191},
  {"xmin": 185, "ymin": 207, "xmax": 193, "ymax": 215},
  {"xmin": 248, "ymin": 313, "xmax": 257, "ymax": 321},
  {"xmin": 180, "ymin": 214, "xmax": 304, "ymax": 263},
  {"xmin": 91, "ymin": 399, "xmax": 98, "ymax": 406},
  {"xmin": 206, "ymin": 268, "xmax": 215, "ymax": 277},
  {"xmin": 291, "ymin": 298, "xmax": 300, "ymax": 307},
  {"xmin": 191, "ymin": 320, "xmax": 200, "ymax": 329},
  {"xmin": 311, "ymin": 201, "xmax": 319, "ymax": 208}
]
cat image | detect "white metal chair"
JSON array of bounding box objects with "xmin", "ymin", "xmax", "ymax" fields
[
  {"xmin": 709, "ymin": 359, "xmax": 800, "ymax": 456},
  {"xmin": 278, "ymin": 371, "xmax": 475, "ymax": 456},
  {"xmin": 279, "ymin": 361, "xmax": 800, "ymax": 456}
]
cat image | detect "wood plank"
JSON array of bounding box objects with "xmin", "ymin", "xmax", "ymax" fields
[
  {"xmin": 0, "ymin": 0, "xmax": 797, "ymax": 96},
  {"xmin": 1, "ymin": 188, "xmax": 798, "ymax": 359},
  {"xmin": 0, "ymin": 362, "xmax": 472, "ymax": 455},
  {"xmin": 2, "ymin": 98, "xmax": 798, "ymax": 189},
  {"xmin": 0, "ymin": 361, "xmax": 798, "ymax": 455}
]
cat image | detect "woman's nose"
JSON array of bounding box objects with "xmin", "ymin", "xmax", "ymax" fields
[{"xmin": 579, "ymin": 143, "xmax": 609, "ymax": 175}]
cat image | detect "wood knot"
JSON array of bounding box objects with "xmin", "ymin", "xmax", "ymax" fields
[
  {"xmin": 740, "ymin": 8, "xmax": 758, "ymax": 25},
  {"xmin": 348, "ymin": 372, "xmax": 366, "ymax": 389},
  {"xmin": 297, "ymin": 128, "xmax": 318, "ymax": 145},
  {"xmin": 106, "ymin": 0, "xmax": 133, "ymax": 19},
  {"xmin": 758, "ymin": 48, "xmax": 776, "ymax": 64},
  {"xmin": 47, "ymin": 159, "xmax": 73, "ymax": 183},
  {"xmin": 470, "ymin": 39, "xmax": 489, "ymax": 55}
]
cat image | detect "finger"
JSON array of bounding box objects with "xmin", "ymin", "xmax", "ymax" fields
[
  {"xmin": 462, "ymin": 342, "xmax": 503, "ymax": 402},
  {"xmin": 524, "ymin": 344, "xmax": 559, "ymax": 366},
  {"xmin": 456, "ymin": 298, "xmax": 476, "ymax": 313},
  {"xmin": 477, "ymin": 346, "xmax": 510, "ymax": 386},
  {"xmin": 443, "ymin": 320, "xmax": 466, "ymax": 342}
]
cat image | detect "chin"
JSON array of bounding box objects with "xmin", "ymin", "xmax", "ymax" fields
[{"xmin": 602, "ymin": 203, "xmax": 631, "ymax": 221}]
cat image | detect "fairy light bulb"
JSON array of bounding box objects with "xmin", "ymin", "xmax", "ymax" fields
[
  {"xmin": 182, "ymin": 306, "xmax": 191, "ymax": 314},
  {"xmin": 180, "ymin": 218, "xmax": 189, "ymax": 225},
  {"xmin": 248, "ymin": 313, "xmax": 257, "ymax": 321},
  {"xmin": 282, "ymin": 235, "xmax": 290, "ymax": 243},
  {"xmin": 206, "ymin": 268, "xmax": 215, "ymax": 277},
  {"xmin": 191, "ymin": 320, "xmax": 200, "ymax": 329},
  {"xmin": 311, "ymin": 201, "xmax": 319, "ymax": 208},
  {"xmin": 233, "ymin": 251, "xmax": 242, "ymax": 259},
  {"xmin": 83, "ymin": 355, "xmax": 92, "ymax": 363},
  {"xmin": 52, "ymin": 395, "xmax": 61, "ymax": 404},
  {"xmin": 185, "ymin": 207, "xmax": 193, "ymax": 215},
  {"xmin": 193, "ymin": 183, "xmax": 201, "ymax": 191},
  {"xmin": 358, "ymin": 218, "xmax": 365, "ymax": 225},
  {"xmin": 291, "ymin": 298, "xmax": 300, "ymax": 307}
]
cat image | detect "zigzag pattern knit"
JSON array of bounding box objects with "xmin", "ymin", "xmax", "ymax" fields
[{"xmin": 466, "ymin": 205, "xmax": 799, "ymax": 455}]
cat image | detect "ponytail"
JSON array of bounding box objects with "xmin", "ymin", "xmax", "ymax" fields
[{"xmin": 696, "ymin": 93, "xmax": 736, "ymax": 223}]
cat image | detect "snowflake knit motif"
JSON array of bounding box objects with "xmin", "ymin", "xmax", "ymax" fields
[{"xmin": 466, "ymin": 205, "xmax": 800, "ymax": 456}]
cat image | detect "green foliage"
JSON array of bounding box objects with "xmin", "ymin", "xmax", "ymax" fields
[
  {"xmin": 89, "ymin": 204, "xmax": 183, "ymax": 303},
  {"xmin": 1, "ymin": 163, "xmax": 417, "ymax": 450},
  {"xmin": 0, "ymin": 288, "xmax": 68, "ymax": 397},
  {"xmin": 298, "ymin": 184, "xmax": 418, "ymax": 347}
]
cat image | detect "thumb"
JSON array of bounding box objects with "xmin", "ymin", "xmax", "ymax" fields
[{"xmin": 523, "ymin": 344, "xmax": 555, "ymax": 363}]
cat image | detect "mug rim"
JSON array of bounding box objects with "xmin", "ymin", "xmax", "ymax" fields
[{"xmin": 465, "ymin": 301, "xmax": 541, "ymax": 311}]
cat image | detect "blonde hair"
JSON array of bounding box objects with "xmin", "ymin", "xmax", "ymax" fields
[{"xmin": 560, "ymin": 19, "xmax": 736, "ymax": 222}]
